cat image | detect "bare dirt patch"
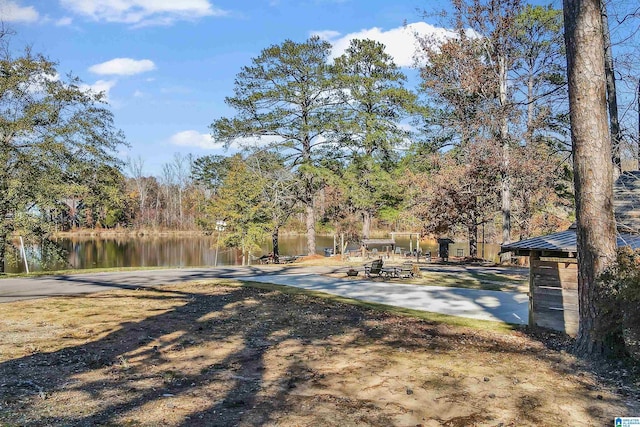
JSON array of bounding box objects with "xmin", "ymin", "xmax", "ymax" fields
[{"xmin": 0, "ymin": 280, "xmax": 637, "ymax": 426}]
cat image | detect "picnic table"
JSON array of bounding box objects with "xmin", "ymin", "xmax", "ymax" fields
[{"xmin": 364, "ymin": 260, "xmax": 415, "ymax": 279}]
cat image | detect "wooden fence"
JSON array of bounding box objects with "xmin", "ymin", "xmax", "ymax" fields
[{"xmin": 529, "ymin": 252, "xmax": 578, "ymax": 336}]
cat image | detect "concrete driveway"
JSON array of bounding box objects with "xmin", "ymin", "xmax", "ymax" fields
[{"xmin": 0, "ymin": 266, "xmax": 529, "ymax": 325}]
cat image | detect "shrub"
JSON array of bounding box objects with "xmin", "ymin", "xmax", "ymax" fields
[{"xmin": 598, "ymin": 247, "xmax": 640, "ymax": 362}]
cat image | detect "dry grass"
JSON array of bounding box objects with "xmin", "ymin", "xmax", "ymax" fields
[
  {"xmin": 324, "ymin": 261, "xmax": 529, "ymax": 292},
  {"xmin": 0, "ymin": 280, "xmax": 637, "ymax": 426}
]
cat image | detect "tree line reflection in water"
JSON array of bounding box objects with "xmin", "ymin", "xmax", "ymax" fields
[{"xmin": 5, "ymin": 235, "xmax": 502, "ymax": 273}]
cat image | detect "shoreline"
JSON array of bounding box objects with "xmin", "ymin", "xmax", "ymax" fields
[
  {"xmin": 50, "ymin": 229, "xmax": 441, "ymax": 241},
  {"xmin": 52, "ymin": 229, "xmax": 210, "ymax": 238}
]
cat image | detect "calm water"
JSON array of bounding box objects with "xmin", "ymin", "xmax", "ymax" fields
[{"xmin": 5, "ymin": 235, "xmax": 502, "ymax": 273}]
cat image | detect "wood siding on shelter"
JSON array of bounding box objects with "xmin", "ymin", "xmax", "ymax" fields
[
  {"xmin": 529, "ymin": 252, "xmax": 579, "ymax": 336},
  {"xmin": 614, "ymin": 171, "xmax": 640, "ymax": 234}
]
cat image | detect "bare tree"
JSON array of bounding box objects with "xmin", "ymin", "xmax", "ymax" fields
[
  {"xmin": 601, "ymin": 1, "xmax": 622, "ymax": 177},
  {"xmin": 563, "ymin": 0, "xmax": 618, "ymax": 356},
  {"xmin": 160, "ymin": 162, "xmax": 176, "ymax": 228},
  {"xmin": 418, "ymin": 0, "xmax": 523, "ymax": 261},
  {"xmin": 127, "ymin": 156, "xmax": 150, "ymax": 227},
  {"xmin": 171, "ymin": 153, "xmax": 192, "ymax": 228}
]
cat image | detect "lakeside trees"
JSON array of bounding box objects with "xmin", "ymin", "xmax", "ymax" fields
[
  {"xmin": 211, "ymin": 37, "xmax": 341, "ymax": 256},
  {"xmin": 333, "ymin": 39, "xmax": 419, "ymax": 239},
  {"xmin": 414, "ymin": 2, "xmax": 571, "ymax": 254},
  {"xmin": 17, "ymin": 19, "xmax": 574, "ymax": 259},
  {"xmin": 6, "ymin": 0, "xmax": 639, "ymax": 272},
  {"xmin": 0, "ymin": 33, "xmax": 125, "ymax": 272}
]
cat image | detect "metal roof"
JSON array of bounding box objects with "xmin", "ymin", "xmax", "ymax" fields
[
  {"xmin": 614, "ymin": 171, "xmax": 640, "ymax": 233},
  {"xmin": 502, "ymin": 230, "xmax": 640, "ymax": 252},
  {"xmin": 362, "ymin": 239, "xmax": 396, "ymax": 245},
  {"xmin": 616, "ymin": 233, "xmax": 640, "ymax": 250},
  {"xmin": 503, "ymin": 170, "xmax": 640, "ymax": 253}
]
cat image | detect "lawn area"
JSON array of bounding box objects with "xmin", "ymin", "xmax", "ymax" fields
[
  {"xmin": 0, "ymin": 280, "xmax": 637, "ymax": 426},
  {"xmin": 326, "ymin": 262, "xmax": 530, "ymax": 292},
  {"xmin": 399, "ymin": 266, "xmax": 528, "ymax": 292}
]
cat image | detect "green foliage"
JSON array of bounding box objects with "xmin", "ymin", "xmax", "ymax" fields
[
  {"xmin": 210, "ymin": 36, "xmax": 339, "ymax": 165},
  {"xmin": 201, "ymin": 155, "xmax": 270, "ymax": 255},
  {"xmin": 512, "ymin": 4, "xmax": 567, "ymax": 148},
  {"xmin": 333, "ymin": 39, "xmax": 418, "ymax": 157},
  {"xmin": 344, "ymin": 157, "xmax": 401, "ymax": 214},
  {"xmin": 70, "ymin": 164, "xmax": 130, "ymax": 229},
  {"xmin": 191, "ymin": 155, "xmax": 231, "ymax": 193},
  {"xmin": 210, "ymin": 37, "xmax": 345, "ymax": 251},
  {"xmin": 331, "ymin": 39, "xmax": 418, "ymax": 235},
  {"xmin": 378, "ymin": 206, "xmax": 400, "ymax": 224},
  {"xmin": 0, "ymin": 36, "xmax": 126, "ymax": 271},
  {"xmin": 599, "ymin": 247, "xmax": 640, "ymax": 303},
  {"xmin": 597, "ymin": 247, "xmax": 640, "ymax": 361}
]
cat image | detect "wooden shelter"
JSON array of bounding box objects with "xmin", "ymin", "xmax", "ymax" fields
[
  {"xmin": 361, "ymin": 238, "xmax": 396, "ymax": 258},
  {"xmin": 502, "ymin": 171, "xmax": 640, "ymax": 335},
  {"xmin": 613, "ymin": 171, "xmax": 640, "ymax": 234},
  {"xmin": 503, "ymin": 227, "xmax": 640, "ymax": 335}
]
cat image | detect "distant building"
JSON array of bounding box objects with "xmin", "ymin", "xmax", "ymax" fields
[{"xmin": 501, "ymin": 171, "xmax": 640, "ymax": 335}]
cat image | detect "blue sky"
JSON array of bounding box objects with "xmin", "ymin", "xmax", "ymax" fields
[{"xmin": 3, "ymin": 0, "xmax": 565, "ymax": 175}]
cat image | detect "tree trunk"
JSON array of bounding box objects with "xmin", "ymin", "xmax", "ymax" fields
[
  {"xmin": 499, "ymin": 55, "xmax": 512, "ymax": 263},
  {"xmin": 563, "ymin": 0, "xmax": 618, "ymax": 357},
  {"xmin": 272, "ymin": 226, "xmax": 280, "ymax": 263},
  {"xmin": 178, "ymin": 188, "xmax": 183, "ymax": 228},
  {"xmin": 362, "ymin": 210, "xmax": 371, "ymax": 239},
  {"xmin": 0, "ymin": 193, "xmax": 10, "ymax": 274},
  {"xmin": 305, "ymin": 204, "xmax": 316, "ymax": 255},
  {"xmin": 0, "ymin": 233, "xmax": 6, "ymax": 274},
  {"xmin": 468, "ymin": 222, "xmax": 478, "ymax": 259},
  {"xmin": 526, "ymin": 72, "xmax": 534, "ymax": 145},
  {"xmin": 601, "ymin": 2, "xmax": 622, "ymax": 178}
]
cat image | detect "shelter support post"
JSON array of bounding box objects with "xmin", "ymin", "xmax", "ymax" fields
[{"xmin": 529, "ymin": 251, "xmax": 539, "ymax": 328}]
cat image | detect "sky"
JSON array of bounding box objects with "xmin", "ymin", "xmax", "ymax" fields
[{"xmin": 2, "ymin": 0, "xmax": 565, "ymax": 176}]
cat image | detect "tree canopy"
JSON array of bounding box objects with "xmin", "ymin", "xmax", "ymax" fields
[
  {"xmin": 0, "ymin": 35, "xmax": 126, "ymax": 271},
  {"xmin": 211, "ymin": 36, "xmax": 343, "ymax": 255}
]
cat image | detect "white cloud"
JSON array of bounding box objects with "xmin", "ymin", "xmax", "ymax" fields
[
  {"xmin": 313, "ymin": 22, "xmax": 456, "ymax": 68},
  {"xmin": 133, "ymin": 89, "xmax": 144, "ymax": 98},
  {"xmin": 59, "ymin": 0, "xmax": 228, "ymax": 26},
  {"xmin": 80, "ymin": 79, "xmax": 117, "ymax": 100},
  {"xmin": 170, "ymin": 130, "xmax": 217, "ymax": 149},
  {"xmin": 312, "ymin": 30, "xmax": 341, "ymax": 40},
  {"xmin": 89, "ymin": 58, "xmax": 156, "ymax": 76},
  {"xmin": 169, "ymin": 131, "xmax": 284, "ymax": 150},
  {"xmin": 0, "ymin": 0, "xmax": 39, "ymax": 22},
  {"xmin": 55, "ymin": 16, "xmax": 73, "ymax": 26}
]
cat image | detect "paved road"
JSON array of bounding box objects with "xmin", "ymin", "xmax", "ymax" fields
[{"xmin": 0, "ymin": 266, "xmax": 529, "ymax": 325}]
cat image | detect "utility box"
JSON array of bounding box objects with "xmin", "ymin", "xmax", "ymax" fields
[{"xmin": 437, "ymin": 238, "xmax": 454, "ymax": 262}]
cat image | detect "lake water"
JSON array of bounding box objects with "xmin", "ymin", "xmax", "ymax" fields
[{"xmin": 5, "ymin": 235, "xmax": 502, "ymax": 273}]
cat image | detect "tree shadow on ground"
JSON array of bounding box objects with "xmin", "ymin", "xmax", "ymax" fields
[
  {"xmin": 0, "ymin": 281, "xmax": 634, "ymax": 426},
  {"xmin": 0, "ymin": 282, "xmax": 370, "ymax": 425}
]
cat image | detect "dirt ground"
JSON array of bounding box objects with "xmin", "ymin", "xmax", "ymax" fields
[
  {"xmin": 0, "ymin": 280, "xmax": 638, "ymax": 426},
  {"xmin": 323, "ymin": 261, "xmax": 530, "ymax": 292}
]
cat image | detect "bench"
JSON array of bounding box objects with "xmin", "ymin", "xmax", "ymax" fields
[
  {"xmin": 397, "ymin": 262, "xmax": 414, "ymax": 278},
  {"xmin": 364, "ymin": 259, "xmax": 384, "ymax": 278},
  {"xmin": 279, "ymin": 255, "xmax": 300, "ymax": 264}
]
